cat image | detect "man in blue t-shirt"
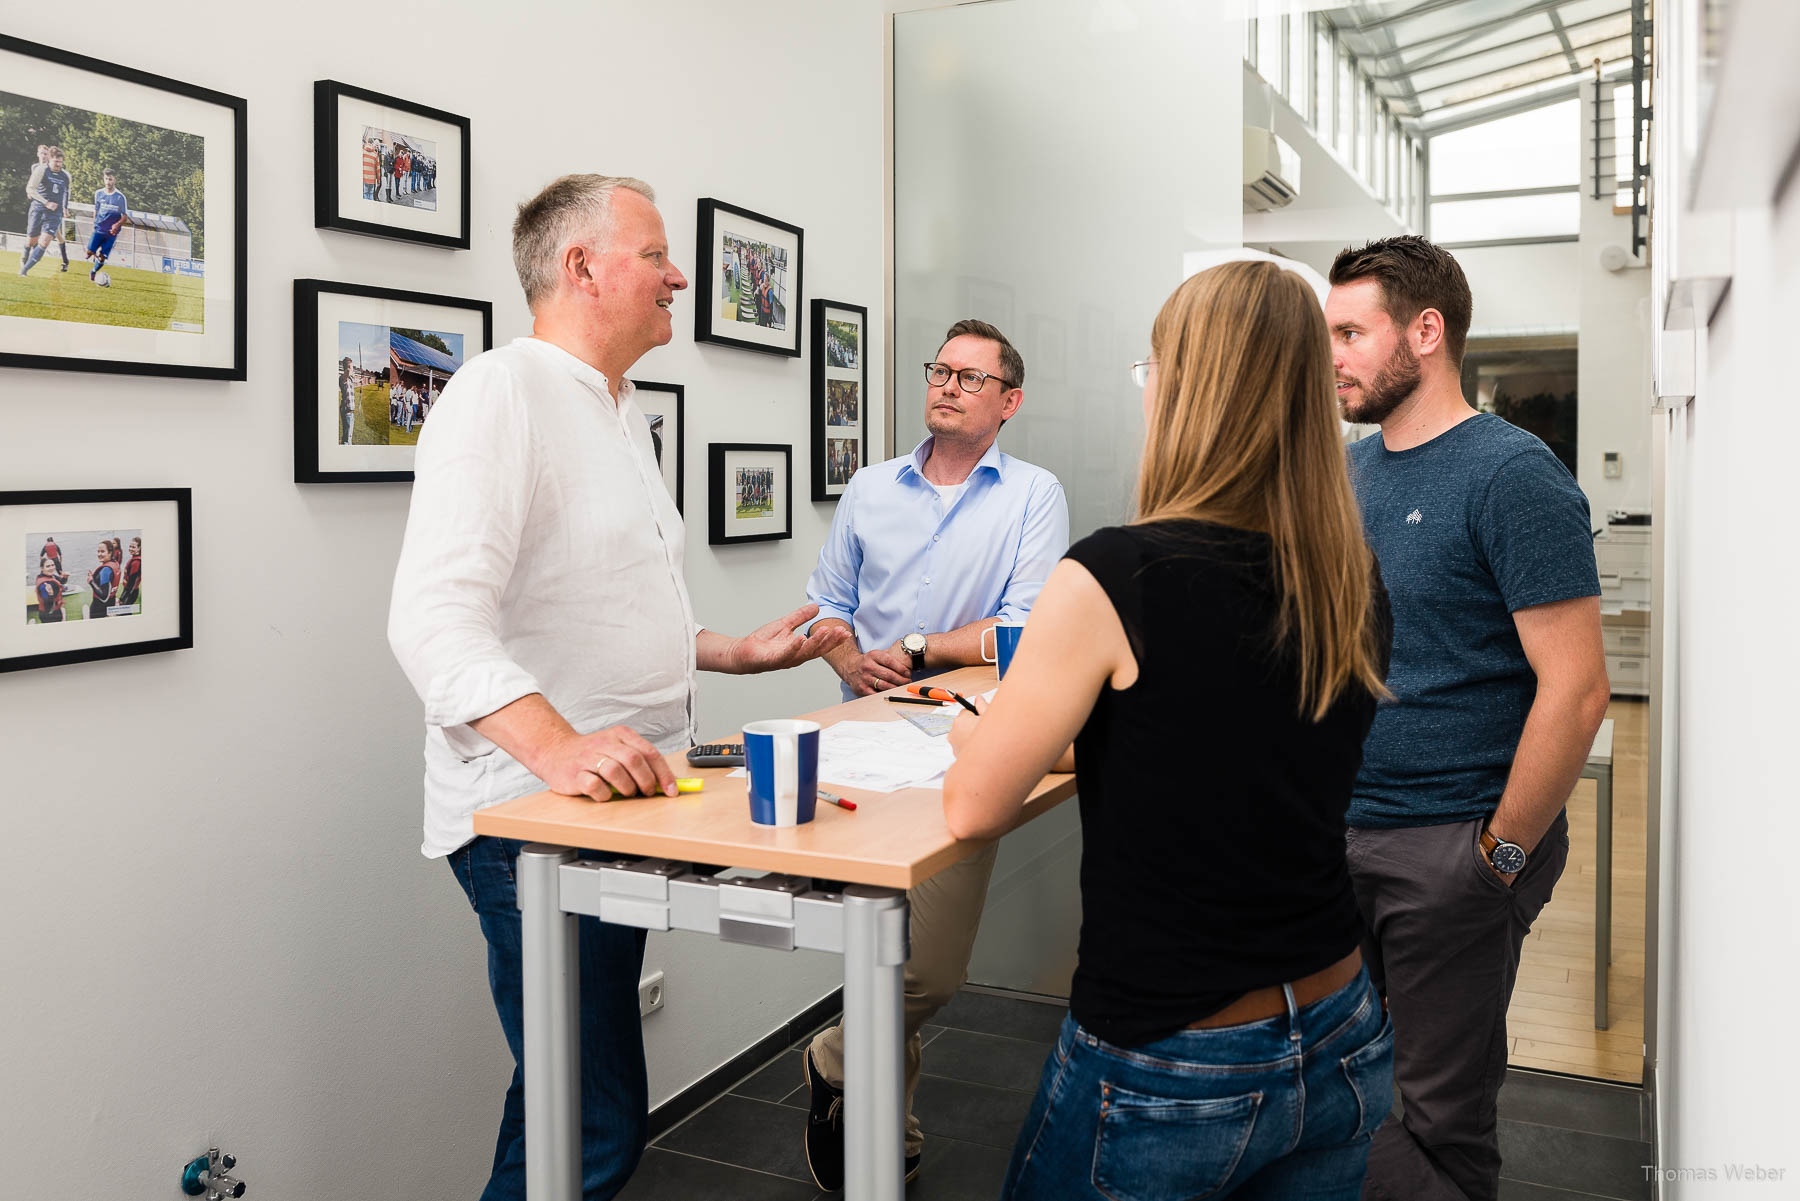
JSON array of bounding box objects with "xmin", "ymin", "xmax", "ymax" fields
[
  {"xmin": 1328, "ymin": 236, "xmax": 1609, "ymax": 1201},
  {"xmin": 86, "ymin": 169, "xmax": 129, "ymax": 282}
]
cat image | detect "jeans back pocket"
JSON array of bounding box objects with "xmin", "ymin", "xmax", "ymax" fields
[
  {"xmin": 1091, "ymin": 1083, "xmax": 1262, "ymax": 1201},
  {"xmin": 1340, "ymin": 1015, "xmax": 1396, "ymax": 1140}
]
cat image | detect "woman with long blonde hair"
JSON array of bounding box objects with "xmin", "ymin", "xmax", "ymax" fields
[{"xmin": 943, "ymin": 260, "xmax": 1393, "ymax": 1199}]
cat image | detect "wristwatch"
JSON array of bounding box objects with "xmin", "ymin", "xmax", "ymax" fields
[
  {"xmin": 1479, "ymin": 825, "xmax": 1528, "ymax": 876},
  {"xmin": 901, "ymin": 632, "xmax": 927, "ymax": 673}
]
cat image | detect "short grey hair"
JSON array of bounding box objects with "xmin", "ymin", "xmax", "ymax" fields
[{"xmin": 512, "ymin": 174, "xmax": 656, "ymax": 310}]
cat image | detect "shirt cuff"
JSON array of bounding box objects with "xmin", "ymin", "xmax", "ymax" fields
[
  {"xmin": 805, "ymin": 604, "xmax": 855, "ymax": 636},
  {"xmin": 423, "ymin": 657, "xmax": 544, "ymax": 733}
]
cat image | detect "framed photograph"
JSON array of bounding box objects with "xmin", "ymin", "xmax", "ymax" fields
[
  {"xmin": 0, "ymin": 36, "xmax": 246, "ymax": 379},
  {"xmin": 293, "ymin": 279, "xmax": 492, "ymax": 483},
  {"xmin": 631, "ymin": 379, "xmax": 684, "ymax": 515},
  {"xmin": 811, "ymin": 299, "xmax": 869, "ymax": 501},
  {"xmin": 3, "ymin": 488, "xmax": 192, "ymax": 673},
  {"xmin": 314, "ymin": 81, "xmax": 469, "ymax": 250},
  {"xmin": 694, "ymin": 198, "xmax": 803, "ymax": 357},
  {"xmin": 708, "ymin": 443, "xmax": 792, "ymax": 546}
]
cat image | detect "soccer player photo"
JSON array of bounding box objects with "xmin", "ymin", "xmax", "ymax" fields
[{"xmin": 0, "ymin": 37, "xmax": 245, "ymax": 379}]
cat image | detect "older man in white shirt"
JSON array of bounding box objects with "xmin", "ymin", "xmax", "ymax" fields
[{"xmin": 389, "ymin": 174, "xmax": 846, "ymax": 1201}]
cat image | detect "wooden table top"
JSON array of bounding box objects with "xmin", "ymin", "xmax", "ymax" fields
[{"xmin": 471, "ymin": 666, "xmax": 1076, "ymax": 889}]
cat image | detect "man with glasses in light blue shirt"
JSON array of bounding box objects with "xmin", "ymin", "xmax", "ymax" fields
[{"xmin": 798, "ymin": 317, "xmax": 1068, "ymax": 1190}]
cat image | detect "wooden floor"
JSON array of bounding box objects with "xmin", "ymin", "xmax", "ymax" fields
[{"xmin": 1507, "ymin": 696, "xmax": 1649, "ymax": 1083}]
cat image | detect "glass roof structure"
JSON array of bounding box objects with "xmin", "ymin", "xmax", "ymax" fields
[{"xmin": 1325, "ymin": 0, "xmax": 1639, "ymax": 130}]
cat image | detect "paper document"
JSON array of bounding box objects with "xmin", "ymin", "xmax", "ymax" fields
[{"xmin": 816, "ymin": 719, "xmax": 957, "ymax": 792}]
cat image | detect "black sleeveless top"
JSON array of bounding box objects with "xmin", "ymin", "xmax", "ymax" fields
[{"xmin": 1064, "ymin": 521, "xmax": 1390, "ymax": 1047}]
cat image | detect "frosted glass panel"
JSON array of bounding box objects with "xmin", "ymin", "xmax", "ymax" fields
[
  {"xmin": 893, "ymin": 0, "xmax": 1243, "ymax": 544},
  {"xmin": 893, "ymin": 0, "xmax": 1243, "ymax": 998}
]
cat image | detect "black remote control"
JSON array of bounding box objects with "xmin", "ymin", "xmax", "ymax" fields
[{"xmin": 686, "ymin": 742, "xmax": 746, "ymax": 768}]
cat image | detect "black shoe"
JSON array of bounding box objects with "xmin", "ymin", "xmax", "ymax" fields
[
  {"xmin": 803, "ymin": 1049, "xmax": 846, "ymax": 1191},
  {"xmin": 905, "ymin": 1150, "xmax": 922, "ymax": 1183}
]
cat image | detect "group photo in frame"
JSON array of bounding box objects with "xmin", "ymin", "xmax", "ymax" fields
[
  {"xmin": 0, "ymin": 36, "xmax": 246, "ymax": 379},
  {"xmin": 293, "ymin": 279, "xmax": 493, "ymax": 483},
  {"xmin": 313, "ymin": 80, "xmax": 470, "ymax": 250},
  {"xmin": 709, "ymin": 443, "xmax": 792, "ymax": 546},
  {"xmin": 693, "ymin": 198, "xmax": 803, "ymax": 357},
  {"xmin": 631, "ymin": 379, "xmax": 685, "ymax": 515},
  {"xmin": 3, "ymin": 488, "xmax": 192, "ymax": 673},
  {"xmin": 811, "ymin": 299, "xmax": 869, "ymax": 501}
]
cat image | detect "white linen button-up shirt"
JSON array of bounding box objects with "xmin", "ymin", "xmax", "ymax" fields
[{"xmin": 389, "ymin": 337, "xmax": 697, "ymax": 858}]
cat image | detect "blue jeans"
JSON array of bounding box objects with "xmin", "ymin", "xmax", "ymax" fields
[
  {"xmin": 448, "ymin": 836, "xmax": 650, "ymax": 1201},
  {"xmin": 1002, "ymin": 969, "xmax": 1394, "ymax": 1200}
]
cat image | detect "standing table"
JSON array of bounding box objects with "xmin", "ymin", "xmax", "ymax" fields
[{"xmin": 472, "ymin": 666, "xmax": 1076, "ymax": 1201}]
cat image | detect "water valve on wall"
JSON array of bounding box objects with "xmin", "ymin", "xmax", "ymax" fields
[{"xmin": 181, "ymin": 1148, "xmax": 246, "ymax": 1198}]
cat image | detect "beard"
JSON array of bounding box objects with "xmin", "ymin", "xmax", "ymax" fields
[{"xmin": 1340, "ymin": 338, "xmax": 1421, "ymax": 425}]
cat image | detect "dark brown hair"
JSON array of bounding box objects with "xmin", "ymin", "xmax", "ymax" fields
[
  {"xmin": 1329, "ymin": 235, "xmax": 1473, "ymax": 368},
  {"xmin": 939, "ymin": 318, "xmax": 1024, "ymax": 389}
]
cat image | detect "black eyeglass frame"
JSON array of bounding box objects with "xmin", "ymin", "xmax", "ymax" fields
[{"xmin": 923, "ymin": 361, "xmax": 1015, "ymax": 393}]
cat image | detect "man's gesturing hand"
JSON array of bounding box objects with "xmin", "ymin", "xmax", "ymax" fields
[
  {"xmin": 730, "ymin": 603, "xmax": 851, "ymax": 673},
  {"xmin": 546, "ymin": 724, "xmax": 678, "ymax": 801}
]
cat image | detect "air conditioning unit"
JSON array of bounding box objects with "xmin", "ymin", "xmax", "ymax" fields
[{"xmin": 1243, "ymin": 126, "xmax": 1301, "ymax": 211}]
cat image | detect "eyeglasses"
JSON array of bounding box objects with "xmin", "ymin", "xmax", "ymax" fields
[
  {"xmin": 1129, "ymin": 360, "xmax": 1157, "ymax": 388},
  {"xmin": 924, "ymin": 362, "xmax": 1012, "ymax": 393}
]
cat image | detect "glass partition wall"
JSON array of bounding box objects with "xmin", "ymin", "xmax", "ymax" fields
[{"xmin": 892, "ymin": 0, "xmax": 1243, "ymax": 994}]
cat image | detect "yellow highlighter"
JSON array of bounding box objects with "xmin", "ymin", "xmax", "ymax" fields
[{"xmin": 675, "ymin": 778, "xmax": 705, "ymax": 793}]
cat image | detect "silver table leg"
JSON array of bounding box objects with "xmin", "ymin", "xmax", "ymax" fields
[
  {"xmin": 519, "ymin": 845, "xmax": 580, "ymax": 1200},
  {"xmin": 840, "ymin": 885, "xmax": 909, "ymax": 1201},
  {"xmin": 1593, "ymin": 766, "xmax": 1614, "ymax": 1030}
]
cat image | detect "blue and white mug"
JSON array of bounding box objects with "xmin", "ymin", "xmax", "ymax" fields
[
  {"xmin": 981, "ymin": 621, "xmax": 1025, "ymax": 678},
  {"xmin": 743, "ymin": 719, "xmax": 821, "ymax": 826}
]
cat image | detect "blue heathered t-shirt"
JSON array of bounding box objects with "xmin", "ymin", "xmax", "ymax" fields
[{"xmin": 1347, "ymin": 413, "xmax": 1600, "ymax": 828}]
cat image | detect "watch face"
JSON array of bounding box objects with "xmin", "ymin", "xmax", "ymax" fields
[
  {"xmin": 902, "ymin": 633, "xmax": 926, "ymax": 654},
  {"xmin": 1491, "ymin": 842, "xmax": 1527, "ymax": 875}
]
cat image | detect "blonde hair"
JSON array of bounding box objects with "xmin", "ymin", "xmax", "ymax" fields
[
  {"xmin": 1135, "ymin": 260, "xmax": 1387, "ymax": 720},
  {"xmin": 511, "ymin": 175, "xmax": 656, "ymax": 310}
]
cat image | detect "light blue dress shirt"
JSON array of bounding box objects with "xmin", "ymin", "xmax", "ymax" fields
[{"xmin": 806, "ymin": 436, "xmax": 1070, "ymax": 699}]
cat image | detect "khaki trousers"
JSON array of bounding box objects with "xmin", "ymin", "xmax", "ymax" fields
[{"xmin": 807, "ymin": 841, "xmax": 1000, "ymax": 1156}]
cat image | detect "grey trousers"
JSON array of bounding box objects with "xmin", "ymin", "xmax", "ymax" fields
[
  {"xmin": 809, "ymin": 841, "xmax": 1000, "ymax": 1156},
  {"xmin": 1346, "ymin": 811, "xmax": 1570, "ymax": 1201}
]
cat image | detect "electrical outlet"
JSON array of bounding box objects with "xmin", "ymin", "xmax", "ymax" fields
[{"xmin": 638, "ymin": 970, "xmax": 665, "ymax": 1017}]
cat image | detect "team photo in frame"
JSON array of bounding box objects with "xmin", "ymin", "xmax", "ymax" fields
[
  {"xmin": 3, "ymin": 488, "xmax": 192, "ymax": 673},
  {"xmin": 693, "ymin": 198, "xmax": 803, "ymax": 357},
  {"xmin": 811, "ymin": 299, "xmax": 868, "ymax": 501},
  {"xmin": 0, "ymin": 36, "xmax": 246, "ymax": 379},
  {"xmin": 293, "ymin": 279, "xmax": 493, "ymax": 483},
  {"xmin": 709, "ymin": 443, "xmax": 792, "ymax": 545},
  {"xmin": 313, "ymin": 80, "xmax": 470, "ymax": 250}
]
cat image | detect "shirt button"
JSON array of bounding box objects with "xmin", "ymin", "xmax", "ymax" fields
[
  {"xmin": 923, "ymin": 576, "xmax": 931, "ymax": 584},
  {"xmin": 932, "ymin": 535, "xmax": 939, "ymax": 542},
  {"xmin": 918, "ymin": 622, "xmax": 925, "ymax": 630}
]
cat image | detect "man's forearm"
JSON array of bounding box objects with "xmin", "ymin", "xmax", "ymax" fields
[
  {"xmin": 469, "ymin": 693, "xmax": 575, "ymax": 781},
  {"xmin": 924, "ymin": 617, "xmax": 1000, "ymax": 669},
  {"xmin": 1489, "ymin": 680, "xmax": 1610, "ymax": 852},
  {"xmin": 695, "ymin": 628, "xmax": 741, "ymax": 674}
]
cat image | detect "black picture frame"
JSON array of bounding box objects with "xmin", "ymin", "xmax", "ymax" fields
[
  {"xmin": 630, "ymin": 380, "xmax": 685, "ymax": 516},
  {"xmin": 313, "ymin": 80, "xmax": 471, "ymax": 250},
  {"xmin": 693, "ymin": 198, "xmax": 804, "ymax": 357},
  {"xmin": 811, "ymin": 299, "xmax": 870, "ymax": 501},
  {"xmin": 2, "ymin": 488, "xmax": 193, "ymax": 673},
  {"xmin": 0, "ymin": 36, "xmax": 247, "ymax": 380},
  {"xmin": 293, "ymin": 279, "xmax": 493, "ymax": 483},
  {"xmin": 708, "ymin": 443, "xmax": 793, "ymax": 545}
]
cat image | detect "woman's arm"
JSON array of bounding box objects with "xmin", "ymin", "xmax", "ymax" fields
[{"xmin": 942, "ymin": 558, "xmax": 1135, "ymax": 841}]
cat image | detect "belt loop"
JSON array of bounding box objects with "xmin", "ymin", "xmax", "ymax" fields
[{"xmin": 1283, "ymin": 982, "xmax": 1301, "ymax": 1043}]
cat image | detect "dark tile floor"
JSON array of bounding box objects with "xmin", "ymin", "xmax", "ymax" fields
[{"xmin": 620, "ymin": 989, "xmax": 1654, "ymax": 1201}]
